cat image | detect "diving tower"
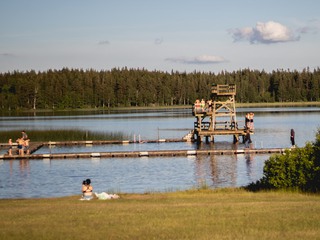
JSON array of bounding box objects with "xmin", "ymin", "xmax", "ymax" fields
[{"xmin": 192, "ymin": 84, "xmax": 252, "ymax": 143}]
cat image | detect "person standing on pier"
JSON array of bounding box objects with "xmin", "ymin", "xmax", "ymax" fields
[
  {"xmin": 249, "ymin": 112, "xmax": 254, "ymax": 131},
  {"xmin": 24, "ymin": 138, "xmax": 30, "ymax": 155},
  {"xmin": 290, "ymin": 129, "xmax": 295, "ymax": 147},
  {"xmin": 245, "ymin": 113, "xmax": 250, "ymax": 130},
  {"xmin": 200, "ymin": 99, "xmax": 206, "ymax": 112},
  {"xmin": 8, "ymin": 139, "xmax": 13, "ymax": 156},
  {"xmin": 16, "ymin": 137, "xmax": 25, "ymax": 156},
  {"xmin": 22, "ymin": 130, "xmax": 28, "ymax": 140}
]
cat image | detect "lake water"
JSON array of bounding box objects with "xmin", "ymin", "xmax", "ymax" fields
[{"xmin": 0, "ymin": 107, "xmax": 319, "ymax": 199}]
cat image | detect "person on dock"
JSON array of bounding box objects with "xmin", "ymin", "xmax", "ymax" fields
[
  {"xmin": 81, "ymin": 179, "xmax": 93, "ymax": 200},
  {"xmin": 16, "ymin": 137, "xmax": 25, "ymax": 156},
  {"xmin": 245, "ymin": 113, "xmax": 250, "ymax": 130},
  {"xmin": 249, "ymin": 112, "xmax": 254, "ymax": 131},
  {"xmin": 22, "ymin": 130, "xmax": 28, "ymax": 140},
  {"xmin": 194, "ymin": 99, "xmax": 201, "ymax": 114},
  {"xmin": 200, "ymin": 99, "xmax": 206, "ymax": 112},
  {"xmin": 207, "ymin": 99, "xmax": 213, "ymax": 112},
  {"xmin": 8, "ymin": 138, "xmax": 13, "ymax": 156},
  {"xmin": 24, "ymin": 138, "xmax": 30, "ymax": 155},
  {"xmin": 290, "ymin": 129, "xmax": 295, "ymax": 148}
]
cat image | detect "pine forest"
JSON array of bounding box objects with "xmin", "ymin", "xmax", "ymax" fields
[{"xmin": 0, "ymin": 67, "xmax": 319, "ymax": 110}]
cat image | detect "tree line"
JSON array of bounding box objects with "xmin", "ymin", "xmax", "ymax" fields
[{"xmin": 0, "ymin": 67, "xmax": 319, "ymax": 110}]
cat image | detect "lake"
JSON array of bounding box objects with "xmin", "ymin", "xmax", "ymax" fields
[{"xmin": 0, "ymin": 107, "xmax": 319, "ymax": 199}]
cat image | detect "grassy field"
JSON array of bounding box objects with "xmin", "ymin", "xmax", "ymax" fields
[{"xmin": 1, "ymin": 188, "xmax": 319, "ymax": 240}]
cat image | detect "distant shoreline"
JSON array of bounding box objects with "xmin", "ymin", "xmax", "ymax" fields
[
  {"xmin": 4, "ymin": 101, "xmax": 320, "ymax": 114},
  {"xmin": 236, "ymin": 101, "xmax": 320, "ymax": 108}
]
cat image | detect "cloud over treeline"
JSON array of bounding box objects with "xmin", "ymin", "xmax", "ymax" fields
[
  {"xmin": 98, "ymin": 40, "xmax": 110, "ymax": 45},
  {"xmin": 0, "ymin": 53, "xmax": 15, "ymax": 57},
  {"xmin": 230, "ymin": 21, "xmax": 299, "ymax": 44},
  {"xmin": 165, "ymin": 55, "xmax": 226, "ymax": 64}
]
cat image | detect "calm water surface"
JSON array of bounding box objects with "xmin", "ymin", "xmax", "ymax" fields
[
  {"xmin": 0, "ymin": 107, "xmax": 319, "ymax": 199},
  {"xmin": 0, "ymin": 154, "xmax": 267, "ymax": 199}
]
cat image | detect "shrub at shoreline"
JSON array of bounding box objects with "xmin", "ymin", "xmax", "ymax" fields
[{"xmin": 247, "ymin": 129, "xmax": 320, "ymax": 193}]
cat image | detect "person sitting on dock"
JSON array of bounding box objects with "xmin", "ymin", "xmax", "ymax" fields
[{"xmin": 81, "ymin": 179, "xmax": 93, "ymax": 200}]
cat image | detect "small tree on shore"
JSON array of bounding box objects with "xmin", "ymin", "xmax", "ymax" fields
[{"xmin": 247, "ymin": 129, "xmax": 320, "ymax": 192}]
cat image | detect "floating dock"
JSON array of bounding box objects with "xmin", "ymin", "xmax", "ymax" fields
[{"xmin": 0, "ymin": 139, "xmax": 286, "ymax": 160}]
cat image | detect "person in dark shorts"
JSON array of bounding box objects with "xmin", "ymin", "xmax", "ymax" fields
[
  {"xmin": 16, "ymin": 137, "xmax": 24, "ymax": 156},
  {"xmin": 290, "ymin": 129, "xmax": 295, "ymax": 147}
]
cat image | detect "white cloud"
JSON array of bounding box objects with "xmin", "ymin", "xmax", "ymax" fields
[
  {"xmin": 0, "ymin": 53, "xmax": 15, "ymax": 57},
  {"xmin": 98, "ymin": 40, "xmax": 110, "ymax": 45},
  {"xmin": 154, "ymin": 38, "xmax": 163, "ymax": 45},
  {"xmin": 165, "ymin": 55, "xmax": 226, "ymax": 65},
  {"xmin": 297, "ymin": 18, "xmax": 320, "ymax": 34},
  {"xmin": 230, "ymin": 21, "xmax": 299, "ymax": 44}
]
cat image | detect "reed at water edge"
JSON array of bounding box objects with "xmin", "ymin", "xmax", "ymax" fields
[{"xmin": 0, "ymin": 129, "xmax": 127, "ymax": 142}]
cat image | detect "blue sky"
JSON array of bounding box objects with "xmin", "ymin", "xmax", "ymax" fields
[{"xmin": 0, "ymin": 0, "xmax": 319, "ymax": 73}]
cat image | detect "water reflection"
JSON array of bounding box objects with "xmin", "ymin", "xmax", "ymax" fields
[
  {"xmin": 19, "ymin": 159, "xmax": 30, "ymax": 173},
  {"xmin": 193, "ymin": 151, "xmax": 266, "ymax": 189},
  {"xmin": 245, "ymin": 153, "xmax": 256, "ymax": 183},
  {"xmin": 195, "ymin": 154, "xmax": 237, "ymax": 187},
  {"xmin": 0, "ymin": 154, "xmax": 269, "ymax": 199},
  {"xmin": 7, "ymin": 159, "xmax": 30, "ymax": 175}
]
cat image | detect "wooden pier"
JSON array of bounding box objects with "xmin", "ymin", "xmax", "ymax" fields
[
  {"xmin": 0, "ymin": 147, "xmax": 285, "ymax": 160},
  {"xmin": 0, "ymin": 138, "xmax": 287, "ymax": 160}
]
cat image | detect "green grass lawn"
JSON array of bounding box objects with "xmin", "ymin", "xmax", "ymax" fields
[{"xmin": 0, "ymin": 188, "xmax": 319, "ymax": 240}]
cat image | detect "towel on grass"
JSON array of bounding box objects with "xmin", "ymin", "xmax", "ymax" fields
[{"xmin": 95, "ymin": 192, "xmax": 120, "ymax": 200}]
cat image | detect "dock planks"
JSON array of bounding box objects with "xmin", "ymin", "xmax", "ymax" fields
[{"xmin": 0, "ymin": 142, "xmax": 286, "ymax": 160}]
